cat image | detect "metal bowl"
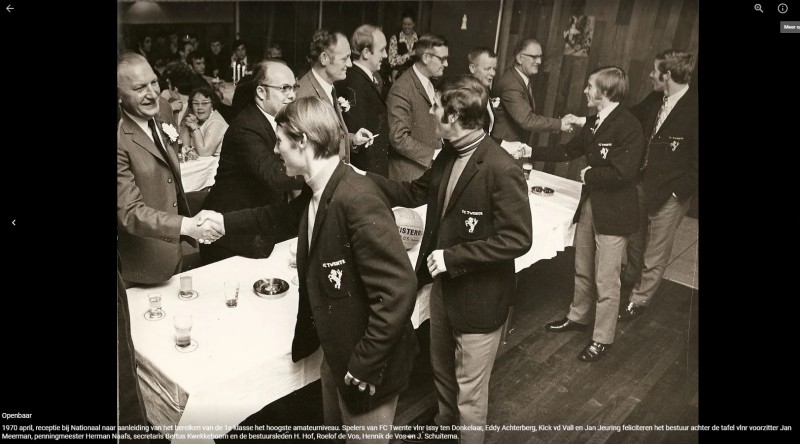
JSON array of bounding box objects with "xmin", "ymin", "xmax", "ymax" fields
[{"xmin": 252, "ymin": 278, "xmax": 290, "ymax": 300}]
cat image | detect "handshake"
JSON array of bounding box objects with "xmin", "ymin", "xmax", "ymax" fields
[
  {"xmin": 560, "ymin": 114, "xmax": 584, "ymax": 133},
  {"xmin": 181, "ymin": 210, "xmax": 226, "ymax": 244}
]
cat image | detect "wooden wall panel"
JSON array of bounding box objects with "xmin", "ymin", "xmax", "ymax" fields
[{"xmin": 496, "ymin": 0, "xmax": 698, "ymax": 180}]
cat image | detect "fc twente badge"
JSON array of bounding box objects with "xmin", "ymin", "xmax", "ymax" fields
[
  {"xmin": 465, "ymin": 217, "xmax": 479, "ymax": 233},
  {"xmin": 670, "ymin": 140, "xmax": 680, "ymax": 151},
  {"xmin": 327, "ymin": 269, "xmax": 343, "ymax": 290},
  {"xmin": 600, "ymin": 147, "xmax": 609, "ymax": 159}
]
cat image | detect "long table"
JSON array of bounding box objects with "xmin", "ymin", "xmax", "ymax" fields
[{"xmin": 126, "ymin": 170, "xmax": 581, "ymax": 443}]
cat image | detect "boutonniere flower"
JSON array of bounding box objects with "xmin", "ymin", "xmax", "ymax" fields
[
  {"xmin": 337, "ymin": 96, "xmax": 351, "ymax": 112},
  {"xmin": 491, "ymin": 97, "xmax": 501, "ymax": 109},
  {"xmin": 161, "ymin": 123, "xmax": 179, "ymax": 143}
]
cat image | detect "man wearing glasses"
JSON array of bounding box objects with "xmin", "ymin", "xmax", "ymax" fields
[
  {"xmin": 297, "ymin": 29, "xmax": 374, "ymax": 164},
  {"xmin": 386, "ymin": 33, "xmax": 448, "ymax": 181},
  {"xmin": 200, "ymin": 60, "xmax": 305, "ymax": 265},
  {"xmin": 492, "ymin": 39, "xmax": 577, "ymax": 158}
]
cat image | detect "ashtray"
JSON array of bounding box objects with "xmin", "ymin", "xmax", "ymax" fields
[
  {"xmin": 253, "ymin": 278, "xmax": 290, "ymax": 299},
  {"xmin": 531, "ymin": 186, "xmax": 555, "ymax": 196},
  {"xmin": 175, "ymin": 339, "xmax": 198, "ymax": 353}
]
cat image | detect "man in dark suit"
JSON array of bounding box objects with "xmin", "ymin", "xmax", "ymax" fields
[
  {"xmin": 618, "ymin": 50, "xmax": 698, "ymax": 321},
  {"xmin": 336, "ymin": 24, "xmax": 390, "ymax": 177},
  {"xmin": 467, "ymin": 47, "xmax": 498, "ymax": 134},
  {"xmin": 206, "ymin": 36, "xmax": 231, "ymax": 80},
  {"xmin": 491, "ymin": 38, "xmax": 576, "ymax": 158},
  {"xmin": 365, "ymin": 76, "xmax": 532, "ymax": 444},
  {"xmin": 117, "ymin": 53, "xmax": 220, "ymax": 286},
  {"xmin": 200, "ymin": 59, "xmax": 305, "ymax": 265},
  {"xmin": 533, "ymin": 67, "xmax": 644, "ymax": 362},
  {"xmin": 386, "ymin": 34, "xmax": 448, "ymax": 182},
  {"xmin": 297, "ymin": 29, "xmax": 373, "ymax": 164},
  {"xmin": 198, "ymin": 97, "xmax": 418, "ymax": 440}
]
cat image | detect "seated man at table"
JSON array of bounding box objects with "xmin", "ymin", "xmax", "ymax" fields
[
  {"xmin": 198, "ymin": 97, "xmax": 419, "ymax": 443},
  {"xmin": 199, "ymin": 59, "xmax": 305, "ymax": 265},
  {"xmin": 362, "ymin": 75, "xmax": 533, "ymax": 444}
]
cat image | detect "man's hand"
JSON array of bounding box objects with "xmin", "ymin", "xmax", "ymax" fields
[
  {"xmin": 185, "ymin": 210, "xmax": 226, "ymax": 244},
  {"xmin": 426, "ymin": 250, "xmax": 447, "ymax": 278},
  {"xmin": 580, "ymin": 166, "xmax": 591, "ymax": 184},
  {"xmin": 561, "ymin": 114, "xmax": 582, "ymax": 132},
  {"xmin": 352, "ymin": 128, "xmax": 375, "ymax": 147},
  {"xmin": 344, "ymin": 372, "xmax": 376, "ymax": 396}
]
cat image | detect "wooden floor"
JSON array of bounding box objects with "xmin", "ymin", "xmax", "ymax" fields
[{"xmin": 393, "ymin": 247, "xmax": 699, "ymax": 444}]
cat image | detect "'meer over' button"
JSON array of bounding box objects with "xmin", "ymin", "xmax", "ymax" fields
[{"xmin": 780, "ymin": 21, "xmax": 800, "ymax": 33}]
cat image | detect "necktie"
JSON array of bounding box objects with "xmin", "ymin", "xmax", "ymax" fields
[
  {"xmin": 373, "ymin": 74, "xmax": 383, "ymax": 92},
  {"xmin": 148, "ymin": 119, "xmax": 170, "ymax": 159},
  {"xmin": 486, "ymin": 101, "xmax": 495, "ymax": 134},
  {"xmin": 148, "ymin": 119, "xmax": 184, "ymax": 208},
  {"xmin": 653, "ymin": 95, "xmax": 670, "ymax": 136},
  {"xmin": 591, "ymin": 117, "xmax": 601, "ymax": 134},
  {"xmin": 425, "ymin": 80, "xmax": 436, "ymax": 105},
  {"xmin": 642, "ymin": 95, "xmax": 670, "ymax": 170},
  {"xmin": 330, "ymin": 86, "xmax": 338, "ymax": 107}
]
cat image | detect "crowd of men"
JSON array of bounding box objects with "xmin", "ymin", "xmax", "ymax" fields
[{"xmin": 118, "ymin": 22, "xmax": 697, "ymax": 444}]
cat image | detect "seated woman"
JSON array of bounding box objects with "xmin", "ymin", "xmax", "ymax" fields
[{"xmin": 179, "ymin": 86, "xmax": 229, "ymax": 157}]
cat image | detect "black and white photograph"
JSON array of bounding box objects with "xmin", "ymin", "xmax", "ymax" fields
[{"xmin": 116, "ymin": 1, "xmax": 701, "ymax": 442}]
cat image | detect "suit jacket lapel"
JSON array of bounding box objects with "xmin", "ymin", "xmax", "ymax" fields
[
  {"xmin": 512, "ymin": 69, "xmax": 534, "ymax": 109},
  {"xmin": 307, "ymin": 71, "xmax": 349, "ymax": 135},
  {"xmin": 409, "ymin": 69, "xmax": 432, "ymax": 107},
  {"xmin": 353, "ymin": 66, "xmax": 384, "ymax": 104},
  {"xmin": 297, "ymin": 208, "xmax": 310, "ymax": 280},
  {"xmin": 655, "ymin": 88, "xmax": 694, "ymax": 136},
  {"xmin": 308, "ymin": 162, "xmax": 347, "ymax": 255},
  {"xmin": 590, "ymin": 106, "xmax": 624, "ymax": 142},
  {"xmin": 122, "ymin": 113, "xmax": 171, "ymax": 167}
]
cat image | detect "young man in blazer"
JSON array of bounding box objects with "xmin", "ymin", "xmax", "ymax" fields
[
  {"xmin": 365, "ymin": 75, "xmax": 532, "ymax": 444},
  {"xmin": 198, "ymin": 97, "xmax": 418, "ymax": 442},
  {"xmin": 297, "ymin": 29, "xmax": 373, "ymax": 164},
  {"xmin": 533, "ymin": 66, "xmax": 645, "ymax": 362},
  {"xmin": 385, "ymin": 34, "xmax": 448, "ymax": 182},
  {"xmin": 619, "ymin": 50, "xmax": 698, "ymax": 321},
  {"xmin": 336, "ymin": 24, "xmax": 391, "ymax": 177},
  {"xmin": 117, "ymin": 53, "xmax": 219, "ymax": 286},
  {"xmin": 200, "ymin": 60, "xmax": 305, "ymax": 265}
]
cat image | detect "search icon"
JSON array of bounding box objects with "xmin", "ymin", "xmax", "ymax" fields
[{"xmin": 755, "ymin": 3, "xmax": 763, "ymax": 13}]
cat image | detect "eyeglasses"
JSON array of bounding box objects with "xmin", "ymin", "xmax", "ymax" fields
[
  {"xmin": 425, "ymin": 53, "xmax": 449, "ymax": 63},
  {"xmin": 191, "ymin": 101, "xmax": 212, "ymax": 107},
  {"xmin": 519, "ymin": 53, "xmax": 543, "ymax": 61},
  {"xmin": 260, "ymin": 84, "xmax": 300, "ymax": 94}
]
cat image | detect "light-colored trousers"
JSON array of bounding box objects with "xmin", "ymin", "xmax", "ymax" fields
[
  {"xmin": 430, "ymin": 279, "xmax": 503, "ymax": 444},
  {"xmin": 567, "ymin": 198, "xmax": 628, "ymax": 344}
]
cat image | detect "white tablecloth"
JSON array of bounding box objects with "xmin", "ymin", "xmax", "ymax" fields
[
  {"xmin": 127, "ymin": 171, "xmax": 581, "ymax": 442},
  {"xmin": 180, "ymin": 156, "xmax": 219, "ymax": 192}
]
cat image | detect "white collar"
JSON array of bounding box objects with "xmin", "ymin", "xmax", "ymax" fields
[
  {"xmin": 311, "ymin": 68, "xmax": 335, "ymax": 103},
  {"xmin": 596, "ymin": 102, "xmax": 619, "ymax": 124},
  {"xmin": 123, "ymin": 109, "xmax": 154, "ymax": 139},
  {"xmin": 353, "ymin": 61, "xmax": 374, "ymax": 80},
  {"xmin": 256, "ymin": 104, "xmax": 278, "ymax": 132},
  {"xmin": 412, "ymin": 64, "xmax": 432, "ymax": 91},
  {"xmin": 513, "ymin": 66, "xmax": 529, "ymax": 87},
  {"xmin": 665, "ymin": 84, "xmax": 689, "ymax": 108}
]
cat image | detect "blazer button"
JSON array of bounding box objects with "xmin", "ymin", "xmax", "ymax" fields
[
  {"xmin": 172, "ymin": 202, "xmax": 177, "ymax": 207},
  {"xmin": 168, "ymin": 178, "xmax": 173, "ymax": 183}
]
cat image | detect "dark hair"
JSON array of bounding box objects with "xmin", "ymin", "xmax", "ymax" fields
[
  {"xmin": 275, "ymin": 96, "xmax": 341, "ymax": 158},
  {"xmin": 512, "ymin": 38, "xmax": 540, "ymax": 59},
  {"xmin": 401, "ymin": 9, "xmax": 416, "ymax": 22},
  {"xmin": 187, "ymin": 86, "xmax": 219, "ymax": 116},
  {"xmin": 233, "ymin": 39, "xmax": 247, "ymax": 51},
  {"xmin": 438, "ymin": 75, "xmax": 487, "ymax": 130},
  {"xmin": 655, "ymin": 49, "xmax": 695, "ymax": 84},
  {"xmin": 415, "ymin": 33, "xmax": 448, "ymax": 59},
  {"xmin": 590, "ymin": 66, "xmax": 628, "ymax": 103},
  {"xmin": 467, "ymin": 47, "xmax": 496, "ymax": 65},
  {"xmin": 163, "ymin": 61, "xmax": 196, "ymax": 95},
  {"xmin": 187, "ymin": 50, "xmax": 205, "ymax": 64},
  {"xmin": 308, "ymin": 29, "xmax": 345, "ymax": 65}
]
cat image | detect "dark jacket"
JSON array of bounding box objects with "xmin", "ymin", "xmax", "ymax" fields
[
  {"xmin": 368, "ymin": 135, "xmax": 533, "ymax": 333},
  {"xmin": 631, "ymin": 89, "xmax": 698, "ymax": 212},
  {"xmin": 530, "ymin": 105, "xmax": 645, "ymax": 235},
  {"xmin": 336, "ymin": 65, "xmax": 390, "ymax": 177},
  {"xmin": 225, "ymin": 162, "xmax": 419, "ymax": 413},
  {"xmin": 491, "ymin": 67, "xmax": 561, "ymax": 143}
]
